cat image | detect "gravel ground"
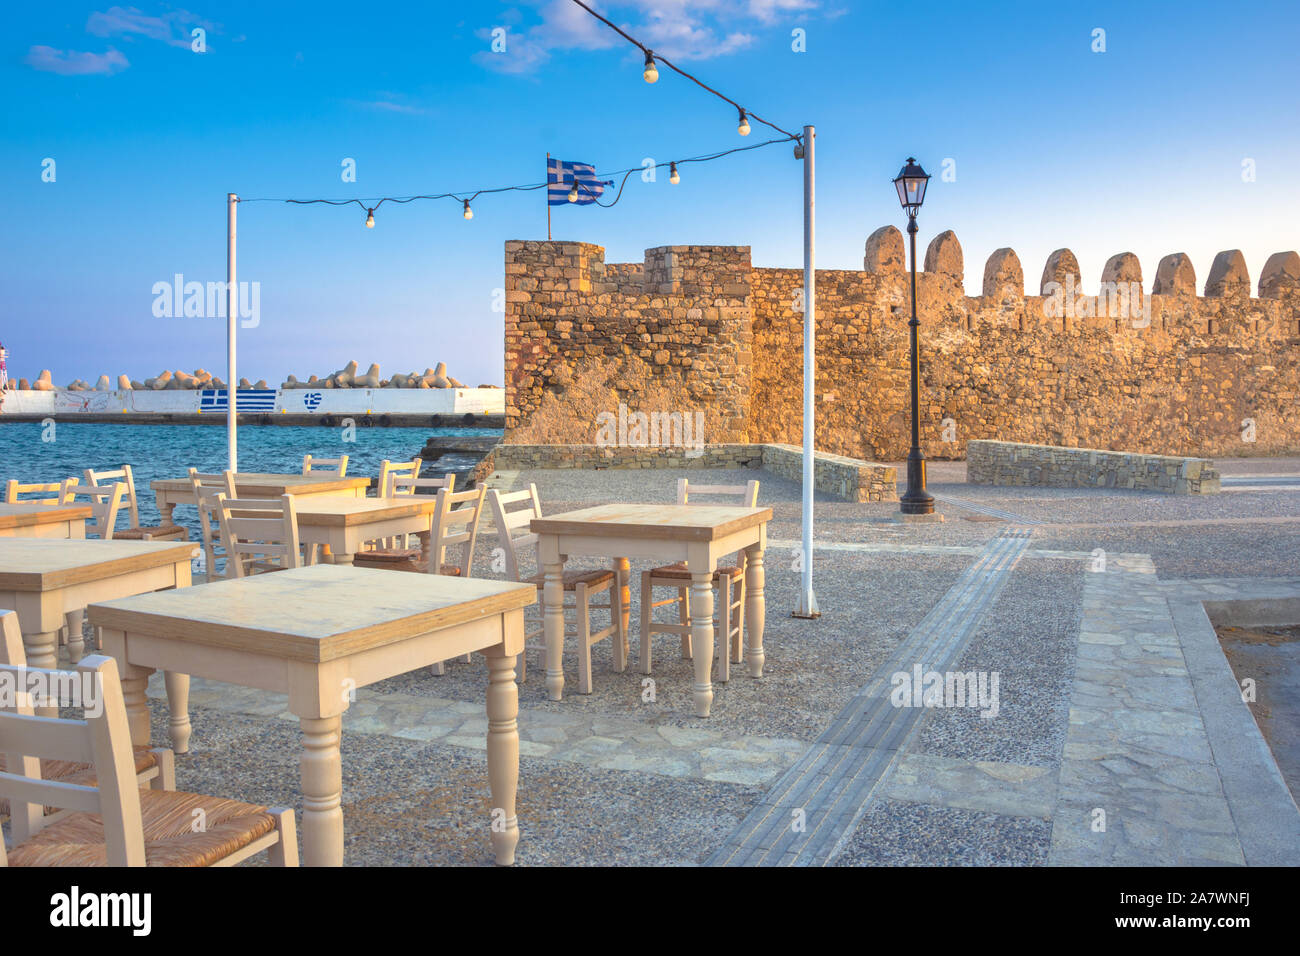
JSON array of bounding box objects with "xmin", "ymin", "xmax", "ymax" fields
[
  {"xmin": 914, "ymin": 557, "xmax": 1084, "ymax": 768},
  {"xmin": 836, "ymin": 800, "xmax": 1053, "ymax": 866},
  {"xmin": 152, "ymin": 707, "xmax": 761, "ymax": 866}
]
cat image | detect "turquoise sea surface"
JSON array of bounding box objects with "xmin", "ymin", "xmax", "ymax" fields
[{"xmin": 0, "ymin": 421, "xmax": 498, "ymax": 539}]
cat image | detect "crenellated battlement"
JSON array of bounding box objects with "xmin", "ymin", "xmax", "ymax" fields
[{"xmin": 504, "ymin": 235, "xmax": 1300, "ymax": 460}]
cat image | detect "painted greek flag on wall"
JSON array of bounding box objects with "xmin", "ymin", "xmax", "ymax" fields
[
  {"xmin": 548, "ymin": 159, "xmax": 612, "ymax": 205},
  {"xmin": 199, "ymin": 389, "xmax": 277, "ymax": 412}
]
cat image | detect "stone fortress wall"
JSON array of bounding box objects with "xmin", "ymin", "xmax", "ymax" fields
[{"xmin": 503, "ymin": 234, "xmax": 1300, "ymax": 462}]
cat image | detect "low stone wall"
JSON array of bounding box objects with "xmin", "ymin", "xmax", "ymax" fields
[
  {"xmin": 967, "ymin": 439, "xmax": 1221, "ymax": 494},
  {"xmin": 760, "ymin": 443, "xmax": 898, "ymax": 503},
  {"xmin": 475, "ymin": 442, "xmax": 899, "ymax": 502}
]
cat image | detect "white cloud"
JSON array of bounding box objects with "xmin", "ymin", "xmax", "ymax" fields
[
  {"xmin": 24, "ymin": 45, "xmax": 130, "ymax": 75},
  {"xmin": 476, "ymin": 0, "xmax": 817, "ymax": 74},
  {"xmin": 86, "ymin": 6, "xmax": 216, "ymax": 48}
]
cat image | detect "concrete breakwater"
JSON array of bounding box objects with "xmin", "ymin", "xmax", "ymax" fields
[{"xmin": 0, "ymin": 384, "xmax": 505, "ymax": 428}]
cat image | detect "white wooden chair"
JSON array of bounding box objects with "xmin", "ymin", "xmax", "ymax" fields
[
  {"xmin": 302, "ymin": 454, "xmax": 349, "ymax": 477},
  {"xmin": 214, "ymin": 494, "xmax": 302, "ymax": 578},
  {"xmin": 354, "ymin": 472, "xmax": 457, "ymax": 569},
  {"xmin": 640, "ymin": 479, "xmax": 758, "ymax": 682},
  {"xmin": 188, "ymin": 469, "xmax": 237, "ymax": 579},
  {"xmin": 375, "ymin": 458, "xmax": 421, "ymax": 498},
  {"xmin": 83, "ymin": 465, "xmax": 188, "ymax": 541},
  {"xmin": 5, "ymin": 479, "xmax": 77, "ymax": 505},
  {"xmin": 0, "ymin": 653, "xmax": 297, "ymax": 866},
  {"xmin": 0, "ymin": 609, "xmax": 174, "ymax": 825},
  {"xmin": 409, "ymin": 486, "xmax": 487, "ymax": 676},
  {"xmin": 60, "ymin": 480, "xmax": 127, "ymax": 541},
  {"xmin": 488, "ymin": 485, "xmax": 626, "ymax": 693}
]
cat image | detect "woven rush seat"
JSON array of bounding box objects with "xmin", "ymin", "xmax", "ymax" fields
[
  {"xmin": 354, "ymin": 547, "xmax": 421, "ymax": 565},
  {"xmin": 525, "ymin": 567, "xmax": 616, "ymax": 590},
  {"xmin": 0, "ymin": 748, "xmax": 160, "ymax": 817},
  {"xmin": 110, "ymin": 523, "xmax": 188, "ymax": 541},
  {"xmin": 7, "ymin": 788, "xmax": 278, "ymax": 867},
  {"xmin": 647, "ymin": 562, "xmax": 743, "ymax": 581},
  {"xmin": 354, "ymin": 552, "xmax": 461, "ymax": 575}
]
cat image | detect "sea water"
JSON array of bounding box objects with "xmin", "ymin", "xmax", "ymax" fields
[{"xmin": 0, "ymin": 421, "xmax": 499, "ymax": 539}]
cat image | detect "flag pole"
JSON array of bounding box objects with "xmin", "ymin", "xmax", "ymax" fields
[{"xmin": 546, "ymin": 152, "xmax": 552, "ymax": 241}]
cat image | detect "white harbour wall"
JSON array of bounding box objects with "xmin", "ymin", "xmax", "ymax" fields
[{"xmin": 0, "ymin": 387, "xmax": 504, "ymax": 417}]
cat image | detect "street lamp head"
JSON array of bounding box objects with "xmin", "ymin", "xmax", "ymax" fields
[{"xmin": 893, "ymin": 157, "xmax": 929, "ymax": 214}]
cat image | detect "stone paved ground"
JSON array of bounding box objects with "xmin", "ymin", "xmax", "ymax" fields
[{"xmin": 72, "ymin": 457, "xmax": 1300, "ymax": 865}]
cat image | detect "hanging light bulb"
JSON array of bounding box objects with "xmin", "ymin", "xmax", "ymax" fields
[
  {"xmin": 669, "ymin": 162, "xmax": 680, "ymax": 185},
  {"xmin": 568, "ymin": 179, "xmax": 580, "ymax": 203},
  {"xmin": 643, "ymin": 50, "xmax": 658, "ymax": 83},
  {"xmin": 463, "ymin": 199, "xmax": 473, "ymax": 220},
  {"xmin": 365, "ymin": 208, "xmax": 375, "ymax": 228},
  {"xmin": 737, "ymin": 109, "xmax": 750, "ymax": 136}
]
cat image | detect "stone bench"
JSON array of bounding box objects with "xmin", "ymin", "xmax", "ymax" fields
[
  {"xmin": 967, "ymin": 439, "xmax": 1220, "ymax": 495},
  {"xmin": 476, "ymin": 443, "xmax": 899, "ymax": 502}
]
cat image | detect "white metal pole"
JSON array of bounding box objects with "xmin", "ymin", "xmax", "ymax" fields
[
  {"xmin": 226, "ymin": 192, "xmax": 238, "ymax": 472},
  {"xmin": 795, "ymin": 126, "xmax": 820, "ymax": 618}
]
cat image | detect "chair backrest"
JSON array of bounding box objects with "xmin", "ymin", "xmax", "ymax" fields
[
  {"xmin": 302, "ymin": 454, "xmax": 348, "ymax": 477},
  {"xmin": 60, "ymin": 480, "xmax": 127, "ymax": 540},
  {"xmin": 0, "ymin": 645, "xmax": 147, "ymax": 866},
  {"xmin": 188, "ymin": 469, "xmax": 238, "ymax": 575},
  {"xmin": 485, "ymin": 484, "xmax": 542, "ymax": 582},
  {"xmin": 215, "ymin": 494, "xmax": 301, "ymax": 578},
  {"xmin": 0, "ymin": 607, "xmax": 25, "ymax": 666},
  {"xmin": 376, "ymin": 458, "xmax": 421, "ymax": 498},
  {"xmin": 677, "ymin": 478, "xmax": 760, "ymax": 507},
  {"xmin": 4, "ymin": 479, "xmax": 75, "ymax": 505},
  {"xmin": 427, "ymin": 487, "xmax": 486, "ymax": 577},
  {"xmin": 83, "ymin": 465, "xmax": 142, "ymax": 529},
  {"xmin": 385, "ymin": 472, "xmax": 455, "ymax": 498}
]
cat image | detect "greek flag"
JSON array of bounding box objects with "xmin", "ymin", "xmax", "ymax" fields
[
  {"xmin": 200, "ymin": 389, "xmax": 277, "ymax": 412},
  {"xmin": 548, "ymin": 158, "xmax": 611, "ymax": 206}
]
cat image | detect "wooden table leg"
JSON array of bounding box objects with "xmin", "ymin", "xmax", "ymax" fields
[
  {"xmin": 484, "ymin": 648, "xmax": 520, "ymax": 865},
  {"xmin": 689, "ymin": 567, "xmax": 715, "ymax": 718},
  {"xmin": 64, "ymin": 610, "xmax": 86, "ymax": 663},
  {"xmin": 23, "ymin": 630, "xmax": 60, "ymax": 717},
  {"xmin": 615, "ymin": 556, "xmax": 631, "ymax": 666},
  {"xmin": 120, "ymin": 662, "xmax": 156, "ymax": 745},
  {"xmin": 156, "ymin": 496, "xmax": 177, "ymax": 526},
  {"xmin": 745, "ymin": 542, "xmax": 766, "ymax": 678},
  {"xmin": 540, "ymin": 536, "xmax": 566, "ymax": 701},
  {"xmin": 164, "ymin": 672, "xmax": 192, "ymax": 753},
  {"xmin": 299, "ymin": 714, "xmax": 344, "ymax": 867}
]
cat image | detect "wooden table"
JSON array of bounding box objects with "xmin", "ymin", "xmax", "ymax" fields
[
  {"xmin": 0, "ymin": 501, "xmax": 91, "ymax": 540},
  {"xmin": 295, "ymin": 496, "xmax": 437, "ymax": 565},
  {"xmin": 0, "ymin": 538, "xmax": 196, "ymax": 715},
  {"xmin": 531, "ymin": 504, "xmax": 772, "ymax": 716},
  {"xmin": 150, "ymin": 473, "xmax": 371, "ymax": 524},
  {"xmin": 89, "ymin": 563, "xmax": 536, "ymax": 867}
]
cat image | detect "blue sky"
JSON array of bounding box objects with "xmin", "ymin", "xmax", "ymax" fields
[{"xmin": 3, "ymin": 0, "xmax": 1298, "ymax": 387}]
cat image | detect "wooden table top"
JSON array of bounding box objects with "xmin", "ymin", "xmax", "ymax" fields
[
  {"xmin": 88, "ymin": 564, "xmax": 536, "ymax": 663},
  {"xmin": 0, "ymin": 501, "xmax": 93, "ymax": 531},
  {"xmin": 294, "ymin": 496, "xmax": 436, "ymax": 528},
  {"xmin": 150, "ymin": 473, "xmax": 371, "ymax": 496},
  {"xmin": 531, "ymin": 503, "xmax": 773, "ymax": 542},
  {"xmin": 0, "ymin": 538, "xmax": 198, "ymax": 591}
]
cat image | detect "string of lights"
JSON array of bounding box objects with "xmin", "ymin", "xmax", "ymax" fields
[
  {"xmin": 568, "ymin": 0, "xmax": 801, "ymax": 142},
  {"xmin": 236, "ymin": 135, "xmax": 796, "ymax": 225}
]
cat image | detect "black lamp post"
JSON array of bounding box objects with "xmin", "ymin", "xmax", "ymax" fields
[{"xmin": 893, "ymin": 157, "xmax": 934, "ymax": 515}]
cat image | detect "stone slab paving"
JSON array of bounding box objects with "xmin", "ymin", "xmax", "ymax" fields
[{"xmin": 1046, "ymin": 564, "xmax": 1300, "ymax": 865}]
